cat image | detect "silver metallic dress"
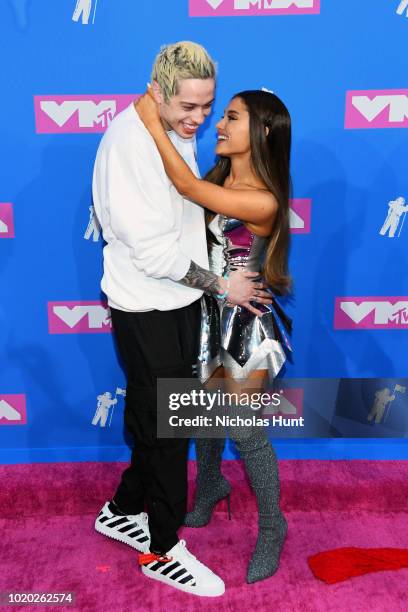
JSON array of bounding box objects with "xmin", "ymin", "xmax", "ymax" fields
[{"xmin": 197, "ymin": 215, "xmax": 292, "ymax": 382}]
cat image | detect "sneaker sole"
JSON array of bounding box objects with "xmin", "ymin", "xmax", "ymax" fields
[
  {"xmin": 95, "ymin": 520, "xmax": 150, "ymax": 553},
  {"xmin": 141, "ymin": 565, "xmax": 225, "ymax": 597}
]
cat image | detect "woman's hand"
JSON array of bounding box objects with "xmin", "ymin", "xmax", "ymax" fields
[{"xmin": 135, "ymin": 87, "xmax": 162, "ymax": 132}]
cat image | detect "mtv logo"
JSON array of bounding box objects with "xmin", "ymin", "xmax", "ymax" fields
[
  {"xmin": 0, "ymin": 202, "xmax": 15, "ymax": 238},
  {"xmin": 0, "ymin": 395, "xmax": 27, "ymax": 425},
  {"xmin": 345, "ymin": 90, "xmax": 408, "ymax": 129},
  {"xmin": 189, "ymin": 0, "xmax": 320, "ymax": 17},
  {"xmin": 264, "ymin": 388, "xmax": 303, "ymax": 417},
  {"xmin": 290, "ymin": 199, "xmax": 311, "ymax": 234},
  {"xmin": 48, "ymin": 301, "xmax": 112, "ymax": 334},
  {"xmin": 334, "ymin": 297, "xmax": 408, "ymax": 329},
  {"xmin": 34, "ymin": 95, "xmax": 139, "ymax": 133}
]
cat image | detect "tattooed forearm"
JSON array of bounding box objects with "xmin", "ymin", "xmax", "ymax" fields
[{"xmin": 178, "ymin": 260, "xmax": 220, "ymax": 295}]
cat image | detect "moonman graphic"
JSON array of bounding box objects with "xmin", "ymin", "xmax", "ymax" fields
[
  {"xmin": 0, "ymin": 219, "xmax": 8, "ymax": 233},
  {"xmin": 397, "ymin": 0, "xmax": 408, "ymax": 17},
  {"xmin": 72, "ymin": 0, "xmax": 96, "ymax": 25},
  {"xmin": 379, "ymin": 197, "xmax": 408, "ymax": 238},
  {"xmin": 84, "ymin": 205, "xmax": 101, "ymax": 242},
  {"xmin": 92, "ymin": 392, "xmax": 117, "ymax": 428},
  {"xmin": 367, "ymin": 388, "xmax": 395, "ymax": 424}
]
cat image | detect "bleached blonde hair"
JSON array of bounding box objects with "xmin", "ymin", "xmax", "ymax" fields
[{"xmin": 151, "ymin": 41, "xmax": 216, "ymax": 103}]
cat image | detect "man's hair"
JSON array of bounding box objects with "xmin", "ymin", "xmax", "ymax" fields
[{"xmin": 151, "ymin": 41, "xmax": 216, "ymax": 103}]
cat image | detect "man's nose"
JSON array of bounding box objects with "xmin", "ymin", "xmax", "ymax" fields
[{"xmin": 192, "ymin": 108, "xmax": 206, "ymax": 125}]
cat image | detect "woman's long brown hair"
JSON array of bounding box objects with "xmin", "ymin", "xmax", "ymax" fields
[{"xmin": 205, "ymin": 90, "xmax": 292, "ymax": 295}]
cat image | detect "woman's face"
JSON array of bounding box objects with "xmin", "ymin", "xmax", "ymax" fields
[{"xmin": 215, "ymin": 97, "xmax": 251, "ymax": 158}]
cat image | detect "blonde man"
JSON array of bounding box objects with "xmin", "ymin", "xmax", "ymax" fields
[{"xmin": 93, "ymin": 42, "xmax": 266, "ymax": 596}]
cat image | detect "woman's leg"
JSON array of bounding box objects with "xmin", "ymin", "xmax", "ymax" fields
[
  {"xmin": 226, "ymin": 370, "xmax": 287, "ymax": 583},
  {"xmin": 184, "ymin": 367, "xmax": 231, "ymax": 527}
]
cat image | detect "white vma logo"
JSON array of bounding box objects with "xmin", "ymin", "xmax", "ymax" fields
[
  {"xmin": 367, "ymin": 385, "xmax": 406, "ymax": 424},
  {"xmin": 397, "ymin": 0, "xmax": 408, "ymax": 17},
  {"xmin": 84, "ymin": 205, "xmax": 101, "ymax": 242},
  {"xmin": 92, "ymin": 388, "xmax": 126, "ymax": 428},
  {"xmin": 379, "ymin": 196, "xmax": 408, "ymax": 238},
  {"xmin": 352, "ymin": 95, "xmax": 408, "ymax": 123},
  {"xmin": 40, "ymin": 100, "xmax": 116, "ymax": 128},
  {"xmin": 53, "ymin": 305, "xmax": 111, "ymax": 329},
  {"xmin": 72, "ymin": 0, "xmax": 99, "ymax": 24},
  {"xmin": 341, "ymin": 301, "xmax": 408, "ymax": 325},
  {"xmin": 0, "ymin": 400, "xmax": 21, "ymax": 421}
]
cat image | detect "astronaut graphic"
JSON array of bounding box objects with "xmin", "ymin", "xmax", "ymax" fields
[
  {"xmin": 84, "ymin": 205, "xmax": 101, "ymax": 242},
  {"xmin": 379, "ymin": 197, "xmax": 408, "ymax": 238},
  {"xmin": 367, "ymin": 384, "xmax": 405, "ymax": 424},
  {"xmin": 72, "ymin": 0, "xmax": 98, "ymax": 25},
  {"xmin": 397, "ymin": 0, "xmax": 408, "ymax": 17},
  {"xmin": 92, "ymin": 388, "xmax": 126, "ymax": 428}
]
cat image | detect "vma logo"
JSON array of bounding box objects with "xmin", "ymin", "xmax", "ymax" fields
[
  {"xmin": 0, "ymin": 203, "xmax": 15, "ymax": 238},
  {"xmin": 379, "ymin": 196, "xmax": 408, "ymax": 238},
  {"xmin": 0, "ymin": 395, "xmax": 27, "ymax": 425},
  {"xmin": 84, "ymin": 205, "xmax": 102, "ymax": 242},
  {"xmin": 334, "ymin": 297, "xmax": 408, "ymax": 329},
  {"xmin": 345, "ymin": 90, "xmax": 408, "ymax": 129},
  {"xmin": 189, "ymin": 0, "xmax": 320, "ymax": 17},
  {"xmin": 264, "ymin": 388, "xmax": 303, "ymax": 418},
  {"xmin": 397, "ymin": 0, "xmax": 408, "ymax": 17},
  {"xmin": 92, "ymin": 388, "xmax": 126, "ymax": 428},
  {"xmin": 72, "ymin": 0, "xmax": 99, "ymax": 25},
  {"xmin": 48, "ymin": 301, "xmax": 112, "ymax": 334},
  {"xmin": 34, "ymin": 95, "xmax": 138, "ymax": 134},
  {"xmin": 367, "ymin": 384, "xmax": 406, "ymax": 425},
  {"xmin": 290, "ymin": 199, "xmax": 311, "ymax": 234}
]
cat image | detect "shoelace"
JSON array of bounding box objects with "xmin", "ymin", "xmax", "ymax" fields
[{"xmin": 177, "ymin": 540, "xmax": 212, "ymax": 573}]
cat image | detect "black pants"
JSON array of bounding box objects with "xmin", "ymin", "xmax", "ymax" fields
[{"xmin": 110, "ymin": 300, "xmax": 201, "ymax": 554}]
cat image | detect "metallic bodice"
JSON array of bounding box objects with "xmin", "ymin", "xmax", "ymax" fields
[
  {"xmin": 208, "ymin": 215, "xmax": 267, "ymax": 276},
  {"xmin": 199, "ymin": 215, "xmax": 292, "ymax": 382}
]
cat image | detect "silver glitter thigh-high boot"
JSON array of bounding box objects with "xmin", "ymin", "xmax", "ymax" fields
[
  {"xmin": 231, "ymin": 426, "xmax": 287, "ymax": 583},
  {"xmin": 184, "ymin": 438, "xmax": 231, "ymax": 527}
]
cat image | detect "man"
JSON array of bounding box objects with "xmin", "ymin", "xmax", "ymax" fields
[{"xmin": 92, "ymin": 41, "xmax": 267, "ymax": 597}]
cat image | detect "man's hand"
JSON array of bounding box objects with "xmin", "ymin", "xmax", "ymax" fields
[
  {"xmin": 135, "ymin": 87, "xmax": 162, "ymax": 132},
  {"xmin": 223, "ymin": 269, "xmax": 272, "ymax": 316}
]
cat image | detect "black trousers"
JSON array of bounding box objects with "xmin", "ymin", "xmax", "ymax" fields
[{"xmin": 110, "ymin": 300, "xmax": 201, "ymax": 554}]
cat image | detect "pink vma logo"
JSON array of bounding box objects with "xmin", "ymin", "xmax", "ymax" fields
[
  {"xmin": 48, "ymin": 301, "xmax": 112, "ymax": 334},
  {"xmin": 34, "ymin": 95, "xmax": 139, "ymax": 133},
  {"xmin": 345, "ymin": 90, "xmax": 408, "ymax": 129},
  {"xmin": 290, "ymin": 199, "xmax": 311, "ymax": 234},
  {"xmin": 0, "ymin": 395, "xmax": 27, "ymax": 425},
  {"xmin": 189, "ymin": 0, "xmax": 320, "ymax": 17},
  {"xmin": 0, "ymin": 202, "xmax": 14, "ymax": 238},
  {"xmin": 334, "ymin": 297, "xmax": 408, "ymax": 329}
]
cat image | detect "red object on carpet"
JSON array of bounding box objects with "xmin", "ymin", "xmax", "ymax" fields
[{"xmin": 308, "ymin": 547, "xmax": 408, "ymax": 584}]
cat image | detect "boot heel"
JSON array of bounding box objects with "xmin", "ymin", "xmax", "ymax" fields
[{"xmin": 226, "ymin": 493, "xmax": 231, "ymax": 520}]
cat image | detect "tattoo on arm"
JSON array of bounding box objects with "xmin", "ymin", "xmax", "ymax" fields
[{"xmin": 178, "ymin": 260, "xmax": 220, "ymax": 296}]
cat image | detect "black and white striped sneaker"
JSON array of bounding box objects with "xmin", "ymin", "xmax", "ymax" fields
[
  {"xmin": 95, "ymin": 502, "xmax": 150, "ymax": 553},
  {"xmin": 140, "ymin": 539, "xmax": 225, "ymax": 597}
]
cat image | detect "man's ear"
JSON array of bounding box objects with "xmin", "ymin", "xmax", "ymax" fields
[
  {"xmin": 265, "ymin": 126, "xmax": 270, "ymax": 137},
  {"xmin": 151, "ymin": 80, "xmax": 164, "ymax": 104}
]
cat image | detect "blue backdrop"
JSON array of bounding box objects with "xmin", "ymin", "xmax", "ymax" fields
[{"xmin": 1, "ymin": 0, "xmax": 407, "ymax": 463}]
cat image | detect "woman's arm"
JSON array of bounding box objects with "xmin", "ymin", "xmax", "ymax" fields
[{"xmin": 136, "ymin": 94, "xmax": 277, "ymax": 225}]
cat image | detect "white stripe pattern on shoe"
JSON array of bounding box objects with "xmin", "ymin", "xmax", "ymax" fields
[
  {"xmin": 95, "ymin": 502, "xmax": 150, "ymax": 553},
  {"xmin": 141, "ymin": 540, "xmax": 225, "ymax": 597}
]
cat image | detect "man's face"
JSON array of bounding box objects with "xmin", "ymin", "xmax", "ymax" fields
[{"xmin": 158, "ymin": 78, "xmax": 215, "ymax": 139}]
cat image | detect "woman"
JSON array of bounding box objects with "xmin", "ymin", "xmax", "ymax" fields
[{"xmin": 136, "ymin": 89, "xmax": 292, "ymax": 584}]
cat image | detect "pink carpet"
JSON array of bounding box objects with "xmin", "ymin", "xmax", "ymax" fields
[{"xmin": 1, "ymin": 460, "xmax": 408, "ymax": 611}]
